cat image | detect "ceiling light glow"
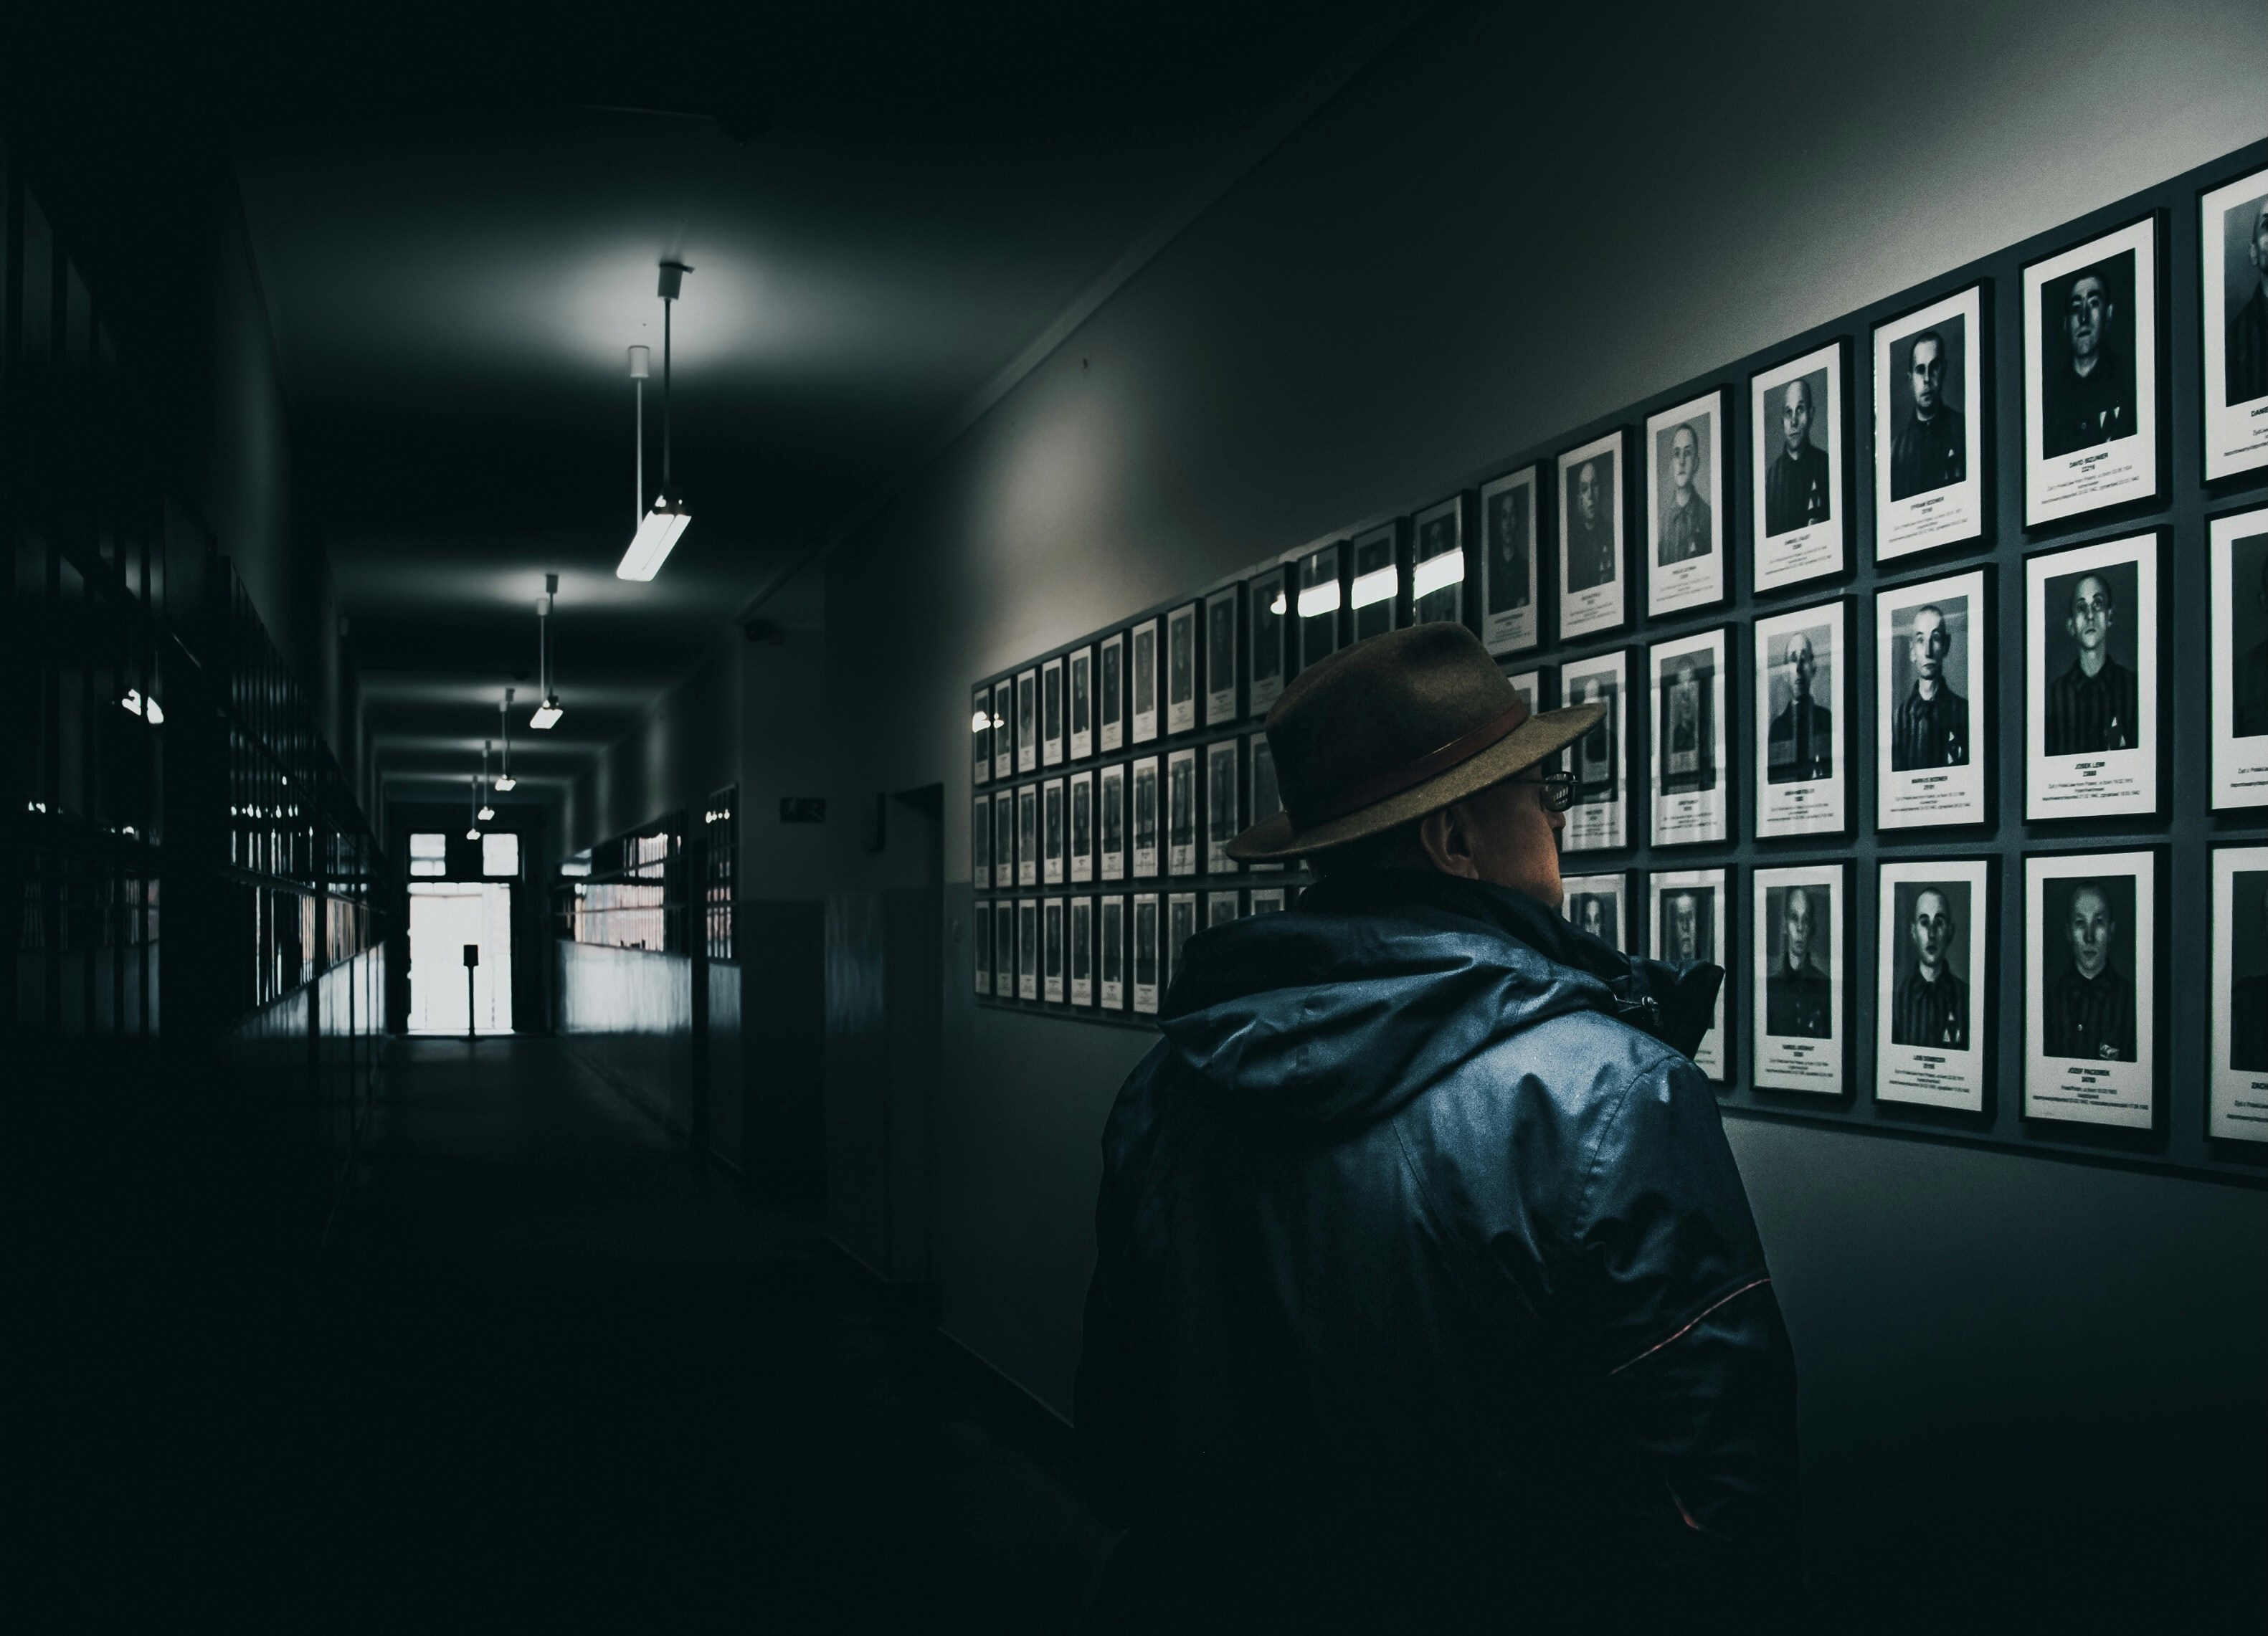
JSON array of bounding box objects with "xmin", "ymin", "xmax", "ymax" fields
[
  {"xmin": 1349, "ymin": 566, "xmax": 1398, "ymax": 610},
  {"xmin": 1297, "ymin": 581, "xmax": 1342, "ymax": 619},
  {"xmin": 1411, "ymin": 548, "xmax": 1466, "ymax": 600}
]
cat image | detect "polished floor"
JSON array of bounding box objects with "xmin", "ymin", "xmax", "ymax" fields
[{"xmin": 42, "ymin": 1036, "xmax": 1112, "ymax": 1627}]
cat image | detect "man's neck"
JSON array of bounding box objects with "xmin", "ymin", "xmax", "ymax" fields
[
  {"xmin": 1783, "ymin": 440, "xmax": 1807, "ymax": 462},
  {"xmin": 1783, "ymin": 953, "xmax": 1810, "ymax": 978},
  {"xmin": 2072, "ymin": 353, "xmax": 2099, "ymax": 380},
  {"xmin": 1912, "ymin": 403, "xmax": 1938, "ymax": 424},
  {"xmin": 1915, "ymin": 677, "xmax": 1941, "ymax": 700},
  {"xmin": 2072, "ymin": 962, "xmax": 2108, "ymax": 984},
  {"xmin": 1672, "ymin": 487, "xmax": 1694, "ymax": 510},
  {"xmin": 1916, "ymin": 957, "xmax": 1942, "ymax": 984},
  {"xmin": 2077, "ymin": 647, "xmax": 2107, "ymax": 680}
]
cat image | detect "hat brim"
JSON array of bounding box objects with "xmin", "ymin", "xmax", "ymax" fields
[{"xmin": 1225, "ymin": 700, "xmax": 1608, "ymax": 863}]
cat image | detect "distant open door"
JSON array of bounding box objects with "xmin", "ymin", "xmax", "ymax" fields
[{"xmin": 408, "ymin": 883, "xmax": 513, "ymax": 1035}]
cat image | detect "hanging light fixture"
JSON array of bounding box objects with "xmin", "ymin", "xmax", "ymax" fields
[
  {"xmin": 478, "ymin": 741, "xmax": 497, "ymax": 822},
  {"xmin": 466, "ymin": 775, "xmax": 482, "ymax": 841},
  {"xmin": 530, "ymin": 574, "xmax": 563, "ymax": 729},
  {"xmin": 617, "ymin": 260, "xmax": 693, "ymax": 580},
  {"xmin": 495, "ymin": 688, "xmax": 517, "ymax": 790}
]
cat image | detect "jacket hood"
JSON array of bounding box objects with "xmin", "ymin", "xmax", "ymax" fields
[{"xmin": 1158, "ymin": 869, "xmax": 1721, "ymax": 1143}]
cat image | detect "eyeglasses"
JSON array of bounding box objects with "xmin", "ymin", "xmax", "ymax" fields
[{"xmin": 1517, "ymin": 768, "xmax": 1580, "ymax": 812}]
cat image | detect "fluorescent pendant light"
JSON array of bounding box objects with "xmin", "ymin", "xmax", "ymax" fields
[
  {"xmin": 1297, "ymin": 580, "xmax": 1342, "ymax": 619},
  {"xmin": 615, "ymin": 264, "xmax": 692, "ymax": 580},
  {"xmin": 468, "ymin": 775, "xmax": 482, "ymax": 840},
  {"xmin": 478, "ymin": 741, "xmax": 496, "ymax": 820},
  {"xmin": 531, "ymin": 575, "xmax": 563, "ymax": 728},
  {"xmin": 120, "ymin": 688, "xmax": 165, "ymax": 725},
  {"xmin": 495, "ymin": 690, "xmax": 517, "ymax": 789},
  {"xmin": 530, "ymin": 700, "xmax": 562, "ymax": 731},
  {"xmin": 1350, "ymin": 564, "xmax": 1398, "ymax": 610},
  {"xmin": 1412, "ymin": 548, "xmax": 1466, "ymax": 600},
  {"xmin": 616, "ymin": 497, "xmax": 691, "ymax": 581}
]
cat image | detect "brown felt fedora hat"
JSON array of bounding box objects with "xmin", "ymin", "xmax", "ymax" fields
[{"xmin": 1226, "ymin": 622, "xmax": 1605, "ymax": 862}]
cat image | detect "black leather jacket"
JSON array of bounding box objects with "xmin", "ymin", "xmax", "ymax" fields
[{"xmin": 1076, "ymin": 870, "xmax": 1796, "ymax": 1631}]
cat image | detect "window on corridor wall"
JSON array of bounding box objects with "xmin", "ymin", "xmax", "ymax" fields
[
  {"xmin": 482, "ymin": 832, "xmax": 520, "ymax": 878},
  {"xmin": 409, "ymin": 832, "xmax": 447, "ymax": 877}
]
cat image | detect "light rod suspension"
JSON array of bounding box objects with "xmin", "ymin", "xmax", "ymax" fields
[
  {"xmin": 617, "ymin": 264, "xmax": 692, "ymax": 581},
  {"xmin": 531, "ymin": 574, "xmax": 563, "ymax": 728},
  {"xmin": 495, "ymin": 689, "xmax": 517, "ymax": 790}
]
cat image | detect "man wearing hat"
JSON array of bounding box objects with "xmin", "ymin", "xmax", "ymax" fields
[{"xmin": 1076, "ymin": 624, "xmax": 1795, "ymax": 1632}]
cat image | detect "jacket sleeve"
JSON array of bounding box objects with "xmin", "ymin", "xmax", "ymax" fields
[{"xmin": 1565, "ymin": 1050, "xmax": 1799, "ymax": 1594}]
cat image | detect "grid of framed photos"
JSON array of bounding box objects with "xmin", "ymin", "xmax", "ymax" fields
[{"xmin": 968, "ymin": 138, "xmax": 2268, "ymax": 1184}]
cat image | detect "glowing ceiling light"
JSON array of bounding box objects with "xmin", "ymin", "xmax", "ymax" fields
[
  {"xmin": 1269, "ymin": 591, "xmax": 1288, "ymax": 617},
  {"xmin": 120, "ymin": 688, "xmax": 166, "ymax": 725},
  {"xmin": 1349, "ymin": 564, "xmax": 1398, "ymax": 610},
  {"xmin": 1297, "ymin": 580, "xmax": 1342, "ymax": 619},
  {"xmin": 478, "ymin": 741, "xmax": 496, "ymax": 820},
  {"xmin": 495, "ymin": 689, "xmax": 518, "ymax": 790},
  {"xmin": 1411, "ymin": 548, "xmax": 1466, "ymax": 600},
  {"xmin": 617, "ymin": 498, "xmax": 692, "ymax": 582},
  {"xmin": 531, "ymin": 574, "xmax": 563, "ymax": 728},
  {"xmin": 970, "ymin": 708, "xmax": 991, "ymax": 733},
  {"xmin": 616, "ymin": 262, "xmax": 693, "ymax": 581}
]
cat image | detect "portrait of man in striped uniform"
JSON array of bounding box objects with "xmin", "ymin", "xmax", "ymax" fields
[
  {"xmin": 1889, "ymin": 602, "xmax": 1969, "ymax": 771},
  {"xmin": 1764, "ymin": 886, "xmax": 1833, "ymax": 1039},
  {"xmin": 2043, "ymin": 878, "xmax": 2135, "ymax": 1062},
  {"xmin": 2043, "ymin": 568, "xmax": 2140, "ymax": 755},
  {"xmin": 1892, "ymin": 885, "xmax": 1970, "ymax": 1050}
]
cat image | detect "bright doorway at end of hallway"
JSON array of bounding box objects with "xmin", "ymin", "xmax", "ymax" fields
[{"xmin": 409, "ymin": 883, "xmax": 513, "ymax": 1035}]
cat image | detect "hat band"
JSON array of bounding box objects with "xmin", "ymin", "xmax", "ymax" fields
[{"xmin": 1303, "ymin": 696, "xmax": 1532, "ymax": 825}]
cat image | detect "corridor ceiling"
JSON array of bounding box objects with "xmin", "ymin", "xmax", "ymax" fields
[{"xmin": 48, "ymin": 4, "xmax": 1414, "ymax": 805}]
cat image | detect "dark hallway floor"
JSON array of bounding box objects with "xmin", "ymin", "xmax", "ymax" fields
[{"xmin": 42, "ymin": 1037, "xmax": 1112, "ymax": 1630}]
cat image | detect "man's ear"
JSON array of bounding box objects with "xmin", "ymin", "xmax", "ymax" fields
[{"xmin": 1418, "ymin": 804, "xmax": 1478, "ymax": 879}]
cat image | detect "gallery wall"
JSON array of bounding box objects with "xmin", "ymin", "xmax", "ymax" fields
[{"xmin": 811, "ymin": 0, "xmax": 2268, "ymax": 1605}]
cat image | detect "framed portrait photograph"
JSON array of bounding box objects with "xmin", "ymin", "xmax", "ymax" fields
[
  {"xmin": 1561, "ymin": 872, "xmax": 1628, "ymax": 953},
  {"xmin": 1100, "ymin": 895, "xmax": 1126, "ymax": 1011},
  {"xmin": 2022, "ymin": 215, "xmax": 2160, "ymax": 526},
  {"xmin": 1205, "ymin": 739, "xmax": 1239, "ymax": 875},
  {"xmin": 1071, "ymin": 896, "xmax": 1095, "ymax": 1007},
  {"xmin": 1043, "ymin": 898, "xmax": 1066, "ymax": 1004},
  {"xmin": 1755, "ymin": 599, "xmax": 1848, "ymax": 840},
  {"xmin": 1016, "ymin": 667, "xmax": 1039, "ymax": 774},
  {"xmin": 972, "ymin": 684, "xmax": 992, "ymax": 788},
  {"xmin": 1649, "ymin": 627, "xmax": 1728, "ymax": 848},
  {"xmin": 1099, "ymin": 763, "xmax": 1127, "ymax": 882},
  {"xmin": 1560, "ymin": 650, "xmax": 1628, "ymax": 855},
  {"xmin": 1133, "ymin": 893, "xmax": 1162, "ymax": 1015},
  {"xmin": 1412, "ymin": 494, "xmax": 1467, "ymax": 627},
  {"xmin": 1557, "ymin": 429, "xmax": 1626, "ymax": 639},
  {"xmin": 2025, "ymin": 531, "xmax": 2158, "ymax": 821},
  {"xmin": 1298, "ymin": 544, "xmax": 1345, "ymax": 669},
  {"xmin": 1069, "ymin": 645, "xmax": 1094, "ymax": 761},
  {"xmin": 2211, "ymin": 847, "xmax": 2268, "ymax": 1141},
  {"xmin": 994, "ymin": 900, "xmax": 1015, "ymax": 1001},
  {"xmin": 1874, "ymin": 285, "xmax": 1985, "ymax": 562},
  {"xmin": 1166, "ymin": 602, "xmax": 1199, "ymax": 736},
  {"xmin": 1017, "ymin": 898, "xmax": 1040, "ymax": 1001},
  {"xmin": 1250, "ymin": 887, "xmax": 1288, "ymax": 915},
  {"xmin": 1069, "ymin": 770, "xmax": 1094, "ymax": 883},
  {"xmin": 1876, "ymin": 567, "xmax": 1988, "ymax": 829},
  {"xmin": 1099, "ymin": 632, "xmax": 1125, "ymax": 753},
  {"xmin": 1751, "ymin": 340, "xmax": 1847, "ymax": 592},
  {"xmin": 1645, "ymin": 390, "xmax": 1727, "ymax": 615},
  {"xmin": 973, "ymin": 895, "xmax": 992, "ymax": 996},
  {"xmin": 1650, "ymin": 868, "xmax": 1728, "ymax": 1081},
  {"xmin": 1204, "ymin": 586, "xmax": 1241, "ymax": 727},
  {"xmin": 1131, "ymin": 618, "xmax": 1161, "ymax": 743},
  {"xmin": 1504, "ymin": 668, "xmax": 1542, "ymax": 716},
  {"xmin": 1167, "ymin": 747, "xmax": 1198, "ymax": 877},
  {"xmin": 1016, "ymin": 784, "xmax": 1039, "ymax": 887},
  {"xmin": 1350, "ymin": 521, "xmax": 1403, "ymax": 643},
  {"xmin": 1753, "ymin": 865, "xmax": 1846, "ymax": 1096},
  {"xmin": 1042, "ymin": 655, "xmax": 1065, "ymax": 766},
  {"xmin": 1166, "ymin": 892, "xmax": 1199, "ymax": 996},
  {"xmin": 1043, "ymin": 777, "xmax": 1066, "ymax": 885},
  {"xmin": 2210, "ymin": 505, "xmax": 2268, "ymax": 807},
  {"xmin": 972, "ymin": 794, "xmax": 992, "ymax": 891},
  {"xmin": 992, "ymin": 790, "xmax": 1015, "ymax": 893},
  {"xmin": 1132, "ymin": 755, "xmax": 1161, "ymax": 878},
  {"xmin": 1248, "ymin": 733, "xmax": 1284, "ymax": 873},
  {"xmin": 992, "ymin": 679, "xmax": 1015, "ymax": 781},
  {"xmin": 1876, "ymin": 857, "xmax": 1991, "ymax": 1113},
  {"xmin": 1479, "ymin": 467, "xmax": 1540, "ymax": 655},
  {"xmin": 2023, "ymin": 850, "xmax": 2155, "ymax": 1128},
  {"xmin": 2201, "ymin": 165, "xmax": 2268, "ymax": 482},
  {"xmin": 1249, "ymin": 568, "xmax": 1289, "ymax": 718},
  {"xmin": 1207, "ymin": 889, "xmax": 1243, "ymax": 929}
]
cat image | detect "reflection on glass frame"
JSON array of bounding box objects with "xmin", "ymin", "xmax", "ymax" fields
[
  {"xmin": 1099, "ymin": 632, "xmax": 1125, "ymax": 753},
  {"xmin": 2210, "ymin": 505, "xmax": 2268, "ymax": 808},
  {"xmin": 1069, "ymin": 770, "xmax": 1094, "ymax": 883},
  {"xmin": 1099, "ymin": 764, "xmax": 1126, "ymax": 882},
  {"xmin": 1645, "ymin": 389, "xmax": 1727, "ymax": 616},
  {"xmin": 1131, "ymin": 618, "xmax": 1160, "ymax": 743},
  {"xmin": 1750, "ymin": 339, "xmax": 1847, "ymax": 593},
  {"xmin": 1249, "ymin": 569, "xmax": 1289, "ymax": 719},
  {"xmin": 972, "ymin": 684, "xmax": 992, "ymax": 787},
  {"xmin": 1873, "ymin": 284, "xmax": 1986, "ymax": 562},
  {"xmin": 1876, "ymin": 857, "xmax": 1991, "ymax": 1113},
  {"xmin": 1560, "ymin": 650, "xmax": 1627, "ymax": 855},
  {"xmin": 1560, "ymin": 872, "xmax": 1628, "ymax": 953},
  {"xmin": 2023, "ymin": 850, "xmax": 2156, "ymax": 1129},
  {"xmin": 2201, "ymin": 165, "xmax": 2268, "ymax": 482},
  {"xmin": 1207, "ymin": 889, "xmax": 1241, "ymax": 928},
  {"xmin": 1042, "ymin": 655, "xmax": 1065, "ymax": 766},
  {"xmin": 1876, "ymin": 567, "xmax": 1989, "ymax": 829},
  {"xmin": 2022, "ymin": 215, "xmax": 2160, "ymax": 528},
  {"xmin": 2210, "ymin": 846, "xmax": 2268, "ymax": 1141},
  {"xmin": 1248, "ymin": 733, "xmax": 1284, "ymax": 873},
  {"xmin": 1043, "ymin": 898, "xmax": 1066, "ymax": 1004},
  {"xmin": 1167, "ymin": 748, "xmax": 1198, "ymax": 876},
  {"xmin": 2024, "ymin": 531, "xmax": 2158, "ymax": 821},
  {"xmin": 1017, "ymin": 784, "xmax": 1038, "ymax": 887},
  {"xmin": 1070, "ymin": 645, "xmax": 1094, "ymax": 761},
  {"xmin": 1479, "ymin": 466, "xmax": 1539, "ymax": 655},
  {"xmin": 1251, "ymin": 887, "xmax": 1288, "ymax": 915},
  {"xmin": 1016, "ymin": 667, "xmax": 1039, "ymax": 774},
  {"xmin": 1132, "ymin": 756, "xmax": 1161, "ymax": 878},
  {"xmin": 1071, "ymin": 896, "xmax": 1094, "ymax": 1007},
  {"xmin": 1299, "ymin": 544, "xmax": 1344, "ymax": 669},
  {"xmin": 1412, "ymin": 495, "xmax": 1466, "ymax": 627},
  {"xmin": 1204, "ymin": 586, "xmax": 1241, "ymax": 728},
  {"xmin": 1504, "ymin": 668, "xmax": 1542, "ymax": 716},
  {"xmin": 1166, "ymin": 602, "xmax": 1198, "ymax": 736},
  {"xmin": 995, "ymin": 900, "xmax": 1015, "ymax": 1001},
  {"xmin": 973, "ymin": 895, "xmax": 992, "ymax": 994},
  {"xmin": 1557, "ymin": 429, "xmax": 1626, "ymax": 639},
  {"xmin": 1649, "ymin": 627, "xmax": 1728, "ymax": 848},
  {"xmin": 1133, "ymin": 893, "xmax": 1161, "ymax": 1014},
  {"xmin": 1043, "ymin": 777, "xmax": 1066, "ymax": 885},
  {"xmin": 1100, "ymin": 895, "xmax": 1126, "ymax": 1011},
  {"xmin": 1017, "ymin": 898, "xmax": 1039, "ymax": 1001},
  {"xmin": 992, "ymin": 791, "xmax": 1015, "ymax": 893},
  {"xmin": 972, "ymin": 795, "xmax": 991, "ymax": 890},
  {"xmin": 1205, "ymin": 740, "xmax": 1239, "ymax": 875},
  {"xmin": 1166, "ymin": 892, "xmax": 1198, "ymax": 998},
  {"xmin": 1752, "ymin": 864, "xmax": 1846, "ymax": 1096},
  {"xmin": 1349, "ymin": 521, "xmax": 1401, "ymax": 642},
  {"xmin": 992, "ymin": 680, "xmax": 1015, "ymax": 780},
  {"xmin": 1649, "ymin": 868, "xmax": 1727, "ymax": 1082},
  {"xmin": 1755, "ymin": 599, "xmax": 1849, "ymax": 840}
]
